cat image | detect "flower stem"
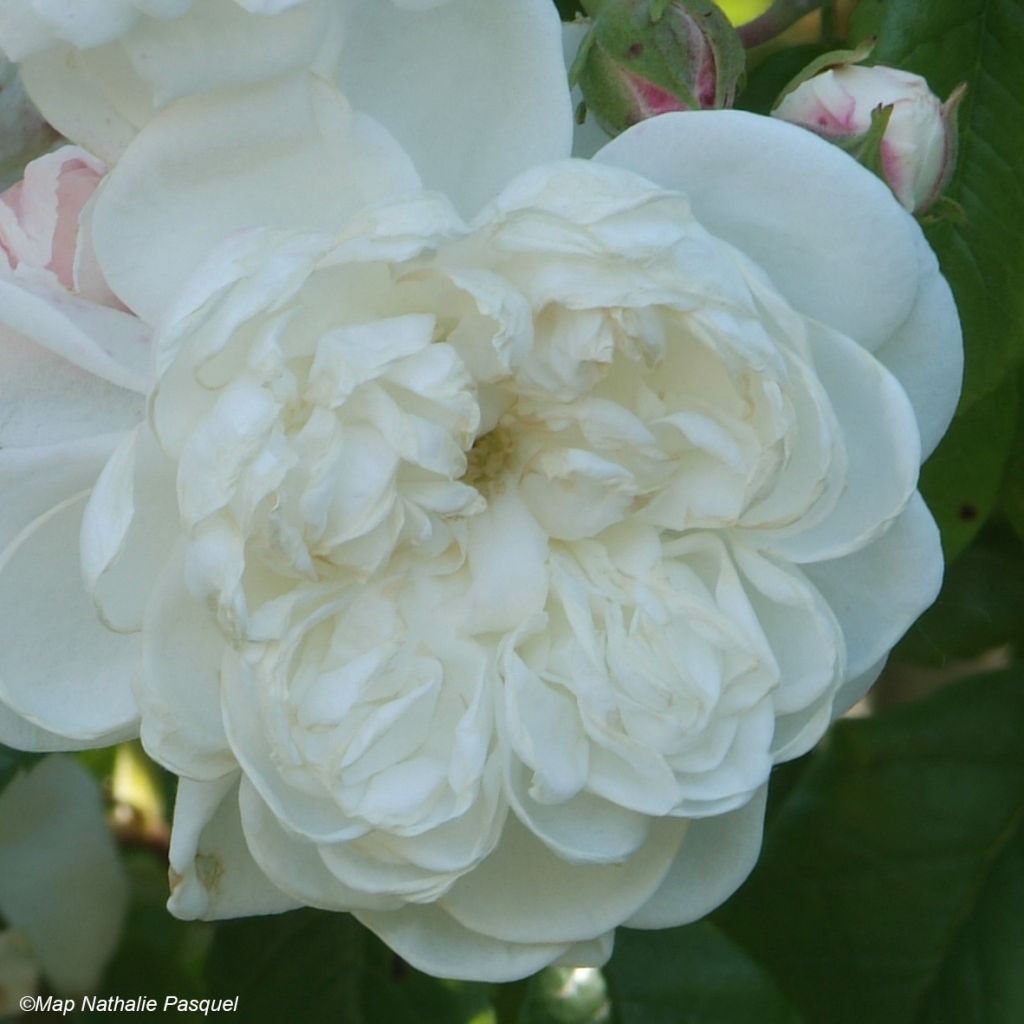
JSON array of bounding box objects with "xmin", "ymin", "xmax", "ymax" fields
[{"xmin": 737, "ymin": 0, "xmax": 828, "ymax": 48}]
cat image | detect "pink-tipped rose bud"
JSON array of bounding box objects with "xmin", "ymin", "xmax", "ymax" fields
[
  {"xmin": 0, "ymin": 144, "xmax": 119, "ymax": 305},
  {"xmin": 773, "ymin": 63, "xmax": 965, "ymax": 214},
  {"xmin": 572, "ymin": 0, "xmax": 745, "ymax": 137}
]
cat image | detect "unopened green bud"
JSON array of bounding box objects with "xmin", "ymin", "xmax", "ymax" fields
[{"xmin": 572, "ymin": 0, "xmax": 745, "ymax": 137}]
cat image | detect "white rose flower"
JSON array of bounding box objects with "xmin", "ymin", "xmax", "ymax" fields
[
  {"xmin": 0, "ymin": 13, "xmax": 961, "ymax": 982},
  {"xmin": 1, "ymin": 0, "xmax": 571, "ymax": 219},
  {"xmin": 0, "ymin": 146, "xmax": 148, "ymax": 752},
  {"xmin": 773, "ymin": 64, "xmax": 963, "ymax": 213},
  {"xmin": 0, "ymin": 0, "xmax": 344, "ymax": 165}
]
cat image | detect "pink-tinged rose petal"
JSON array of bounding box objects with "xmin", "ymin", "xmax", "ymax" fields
[{"xmin": 0, "ymin": 145, "xmax": 123, "ymax": 307}]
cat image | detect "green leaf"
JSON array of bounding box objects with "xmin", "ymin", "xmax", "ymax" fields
[
  {"xmin": 715, "ymin": 667, "xmax": 1024, "ymax": 1024},
  {"xmin": 736, "ymin": 43, "xmax": 825, "ymax": 114},
  {"xmin": 918, "ymin": 372, "xmax": 1018, "ymax": 559},
  {"xmin": 604, "ymin": 921, "xmax": 801, "ymax": 1024},
  {"xmin": 999, "ymin": 369, "xmax": 1024, "ymax": 541},
  {"xmin": 916, "ymin": 819, "xmax": 1024, "ymax": 1022},
  {"xmin": 895, "ymin": 520, "xmax": 1024, "ymax": 666},
  {"xmin": 82, "ymin": 851, "xmax": 213, "ymax": 1019},
  {"xmin": 849, "ymin": 0, "xmax": 1024, "ymax": 551},
  {"xmin": 74, "ymin": 745, "xmax": 118, "ymax": 783},
  {"xmin": 555, "ymin": 0, "xmax": 588, "ymax": 19},
  {"xmin": 0, "ymin": 744, "xmax": 42, "ymax": 797},
  {"xmin": 206, "ymin": 909, "xmax": 489, "ymax": 1024},
  {"xmin": 870, "ymin": 0, "xmax": 1024, "ymax": 399}
]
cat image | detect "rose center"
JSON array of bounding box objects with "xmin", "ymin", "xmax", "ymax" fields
[{"xmin": 463, "ymin": 422, "xmax": 517, "ymax": 495}]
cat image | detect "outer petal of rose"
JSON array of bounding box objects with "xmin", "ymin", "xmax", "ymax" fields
[
  {"xmin": 236, "ymin": 0, "xmax": 311, "ymax": 12},
  {"xmin": 0, "ymin": 273, "xmax": 150, "ymax": 397},
  {"xmin": 832, "ymin": 656, "xmax": 887, "ymax": 719},
  {"xmin": 117, "ymin": 0, "xmax": 341, "ymax": 110},
  {"xmin": 562, "ymin": 19, "xmax": 612, "ymax": 160},
  {"xmin": 553, "ymin": 932, "xmax": 615, "ymax": 970},
  {"xmin": 802, "ymin": 493, "xmax": 942, "ymax": 680},
  {"xmin": 0, "ymin": 4, "xmax": 63, "ymax": 61},
  {"xmin": 437, "ymin": 816, "xmax": 685, "ymax": 945},
  {"xmin": 624, "ymin": 786, "xmax": 766, "ymax": 928},
  {"xmin": 168, "ymin": 774, "xmax": 299, "ymax": 921},
  {"xmin": 80, "ymin": 426, "xmax": 180, "ymax": 635},
  {"xmin": 356, "ymin": 904, "xmax": 575, "ymax": 983},
  {"xmin": 771, "ymin": 654, "xmax": 886, "ymax": 761},
  {"xmin": 0, "ymin": 448, "xmax": 125, "ymax": 753},
  {"xmin": 0, "ymin": 436, "xmax": 118, "ymax": 559},
  {"xmin": 504, "ymin": 754, "xmax": 654, "ymax": 865},
  {"xmin": 388, "ymin": 0, "xmax": 453, "ymax": 9},
  {"xmin": 91, "ymin": 74, "xmax": 421, "ymax": 322},
  {"xmin": 770, "ymin": 699, "xmax": 833, "ymax": 764},
  {"xmin": 594, "ymin": 110, "xmax": 923, "ymax": 354},
  {"xmin": 0, "ymin": 325, "xmax": 143, "ymax": 452},
  {"xmin": 0, "ymin": 756, "xmax": 128, "ymax": 993},
  {"xmin": 0, "ymin": 700, "xmax": 101, "ymax": 752},
  {"xmin": 17, "ymin": 0, "xmax": 343, "ymax": 162},
  {"xmin": 755, "ymin": 321, "xmax": 921, "ymax": 563},
  {"xmin": 0, "ymin": 436, "xmax": 138, "ymax": 748},
  {"xmin": 338, "ymin": 0, "xmax": 572, "ymax": 219},
  {"xmin": 0, "ymin": 491, "xmax": 139, "ymax": 743},
  {"xmin": 872, "ymin": 231, "xmax": 962, "ymax": 459},
  {"xmin": 16, "ymin": 46, "xmax": 139, "ymax": 161},
  {"xmin": 237, "ymin": 779, "xmax": 406, "ymax": 913},
  {"xmin": 15, "ymin": 0, "xmax": 136, "ymax": 52},
  {"xmin": 136, "ymin": 545, "xmax": 237, "ymax": 780}
]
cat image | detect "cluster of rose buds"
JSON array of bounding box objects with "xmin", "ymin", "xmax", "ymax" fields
[{"xmin": 573, "ymin": 2, "xmax": 964, "ymax": 215}]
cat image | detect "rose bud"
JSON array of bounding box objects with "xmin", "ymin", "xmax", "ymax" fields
[
  {"xmin": 572, "ymin": 0, "xmax": 745, "ymax": 136},
  {"xmin": 773, "ymin": 61, "xmax": 966, "ymax": 214}
]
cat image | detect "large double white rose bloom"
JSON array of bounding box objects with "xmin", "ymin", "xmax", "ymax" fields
[{"xmin": 0, "ymin": 0, "xmax": 962, "ymax": 981}]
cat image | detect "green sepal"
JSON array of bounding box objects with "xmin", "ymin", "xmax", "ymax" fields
[
  {"xmin": 575, "ymin": 0, "xmax": 746, "ymax": 137},
  {"xmin": 840, "ymin": 101, "xmax": 893, "ymax": 176},
  {"xmin": 918, "ymin": 194, "xmax": 968, "ymax": 228},
  {"xmin": 915, "ymin": 80, "xmax": 967, "ymax": 213},
  {"xmin": 568, "ymin": 22, "xmax": 597, "ymax": 88}
]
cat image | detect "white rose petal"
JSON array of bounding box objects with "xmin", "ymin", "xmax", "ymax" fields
[
  {"xmin": 4, "ymin": 0, "xmax": 344, "ymax": 161},
  {"xmin": 0, "ymin": 147, "xmax": 149, "ymax": 749}
]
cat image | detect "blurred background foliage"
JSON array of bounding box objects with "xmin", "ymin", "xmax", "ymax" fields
[{"xmin": 2, "ymin": 0, "xmax": 1022, "ymax": 1019}]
